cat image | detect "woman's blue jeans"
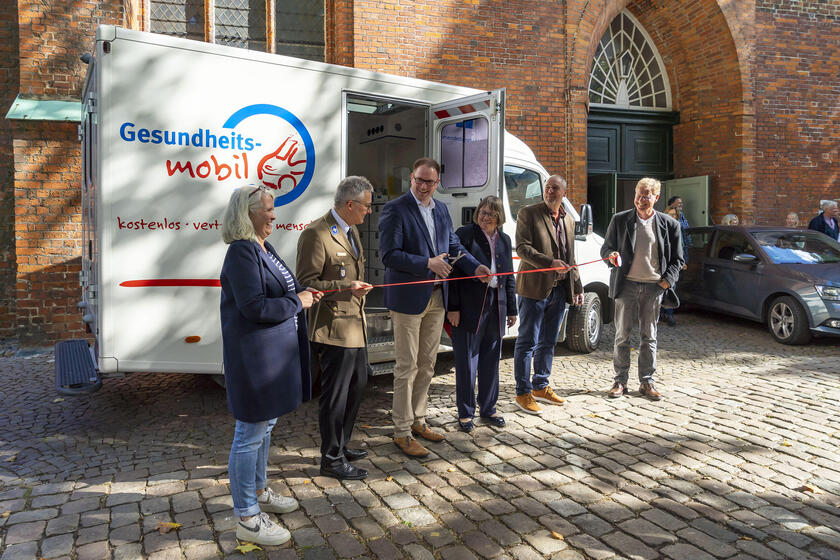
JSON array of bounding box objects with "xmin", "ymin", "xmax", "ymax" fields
[{"xmin": 228, "ymin": 418, "xmax": 277, "ymax": 518}]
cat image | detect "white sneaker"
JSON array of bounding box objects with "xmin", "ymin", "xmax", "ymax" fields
[
  {"xmin": 236, "ymin": 512, "xmax": 291, "ymax": 546},
  {"xmin": 258, "ymin": 487, "xmax": 299, "ymax": 514}
]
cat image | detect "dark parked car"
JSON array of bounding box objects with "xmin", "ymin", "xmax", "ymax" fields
[{"xmin": 677, "ymin": 226, "xmax": 840, "ymax": 344}]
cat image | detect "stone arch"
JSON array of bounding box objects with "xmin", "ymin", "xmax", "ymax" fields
[{"xmin": 566, "ymin": 0, "xmax": 755, "ymax": 222}]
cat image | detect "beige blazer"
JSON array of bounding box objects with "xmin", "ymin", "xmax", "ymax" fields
[
  {"xmin": 295, "ymin": 211, "xmax": 366, "ymax": 348},
  {"xmin": 515, "ymin": 202, "xmax": 583, "ymax": 301}
]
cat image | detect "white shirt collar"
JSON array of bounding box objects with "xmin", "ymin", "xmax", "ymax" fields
[
  {"xmin": 636, "ymin": 212, "xmax": 656, "ymax": 225},
  {"xmin": 410, "ymin": 189, "xmax": 436, "ymax": 210},
  {"xmin": 330, "ymin": 208, "xmax": 351, "ymax": 234}
]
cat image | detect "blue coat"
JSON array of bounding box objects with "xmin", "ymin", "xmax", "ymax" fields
[
  {"xmin": 808, "ymin": 213, "xmax": 840, "ymax": 241},
  {"xmin": 220, "ymin": 239, "xmax": 311, "ymax": 422},
  {"xmin": 448, "ymin": 223, "xmax": 517, "ymax": 335},
  {"xmin": 379, "ymin": 192, "xmax": 480, "ymax": 315}
]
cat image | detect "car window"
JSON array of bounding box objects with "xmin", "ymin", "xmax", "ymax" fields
[
  {"xmin": 504, "ymin": 165, "xmax": 542, "ymax": 221},
  {"xmin": 753, "ymin": 231, "xmax": 840, "ymax": 264},
  {"xmin": 684, "ymin": 230, "xmax": 712, "ymax": 261},
  {"xmin": 712, "ymin": 231, "xmax": 756, "ymax": 261}
]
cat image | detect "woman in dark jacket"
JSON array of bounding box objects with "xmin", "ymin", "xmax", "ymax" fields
[
  {"xmin": 220, "ymin": 185, "xmax": 321, "ymax": 546},
  {"xmin": 447, "ymin": 196, "xmax": 517, "ymax": 432}
]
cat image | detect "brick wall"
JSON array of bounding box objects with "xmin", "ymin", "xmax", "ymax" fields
[
  {"xmin": 754, "ymin": 1, "xmax": 840, "ymax": 225},
  {"xmin": 0, "ymin": 3, "xmax": 20, "ymax": 338},
  {"xmin": 12, "ymin": 123, "xmax": 86, "ymax": 345}
]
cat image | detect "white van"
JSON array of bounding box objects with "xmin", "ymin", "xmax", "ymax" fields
[{"xmin": 57, "ymin": 25, "xmax": 611, "ymax": 394}]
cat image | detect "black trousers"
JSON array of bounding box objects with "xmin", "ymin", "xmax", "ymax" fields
[{"xmin": 311, "ymin": 342, "xmax": 368, "ymax": 466}]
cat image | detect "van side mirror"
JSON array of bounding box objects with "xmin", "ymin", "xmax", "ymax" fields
[{"xmin": 576, "ymin": 204, "xmax": 593, "ymax": 237}]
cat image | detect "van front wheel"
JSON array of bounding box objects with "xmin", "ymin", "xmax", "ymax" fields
[{"xmin": 566, "ymin": 292, "xmax": 602, "ymax": 353}]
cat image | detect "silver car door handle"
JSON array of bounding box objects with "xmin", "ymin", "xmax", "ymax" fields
[{"xmin": 706, "ymin": 267, "xmax": 716, "ymax": 272}]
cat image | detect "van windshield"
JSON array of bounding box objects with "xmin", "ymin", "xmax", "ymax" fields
[
  {"xmin": 753, "ymin": 231, "xmax": 840, "ymax": 264},
  {"xmin": 504, "ymin": 165, "xmax": 542, "ymax": 221}
]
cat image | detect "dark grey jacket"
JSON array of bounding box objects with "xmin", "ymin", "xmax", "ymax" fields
[{"xmin": 600, "ymin": 209, "xmax": 684, "ymax": 299}]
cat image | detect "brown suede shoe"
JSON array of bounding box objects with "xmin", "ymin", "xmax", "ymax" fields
[
  {"xmin": 532, "ymin": 386, "xmax": 565, "ymax": 405},
  {"xmin": 411, "ymin": 423, "xmax": 445, "ymax": 442},
  {"xmin": 393, "ymin": 435, "xmax": 429, "ymax": 457},
  {"xmin": 608, "ymin": 382, "xmax": 627, "ymax": 399},
  {"xmin": 639, "ymin": 381, "xmax": 662, "ymax": 401}
]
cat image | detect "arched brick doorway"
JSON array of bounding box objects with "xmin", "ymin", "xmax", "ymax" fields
[{"xmin": 566, "ymin": 0, "xmax": 753, "ymax": 226}]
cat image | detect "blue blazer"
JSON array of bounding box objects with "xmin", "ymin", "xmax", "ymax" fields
[
  {"xmin": 220, "ymin": 239, "xmax": 311, "ymax": 422},
  {"xmin": 379, "ymin": 192, "xmax": 479, "ymax": 315},
  {"xmin": 448, "ymin": 223, "xmax": 517, "ymax": 335}
]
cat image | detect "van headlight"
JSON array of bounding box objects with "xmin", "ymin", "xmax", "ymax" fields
[{"xmin": 816, "ymin": 285, "xmax": 840, "ymax": 301}]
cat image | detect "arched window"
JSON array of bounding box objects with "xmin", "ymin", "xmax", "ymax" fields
[{"xmin": 588, "ymin": 10, "xmax": 671, "ymax": 110}]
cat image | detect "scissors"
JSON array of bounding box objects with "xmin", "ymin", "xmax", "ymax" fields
[{"xmin": 446, "ymin": 251, "xmax": 466, "ymax": 266}]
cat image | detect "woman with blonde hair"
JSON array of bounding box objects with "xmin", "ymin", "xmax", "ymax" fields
[{"xmin": 220, "ymin": 185, "xmax": 322, "ymax": 545}]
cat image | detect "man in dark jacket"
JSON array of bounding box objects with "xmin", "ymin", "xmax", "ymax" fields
[{"xmin": 600, "ymin": 178, "xmax": 684, "ymax": 401}]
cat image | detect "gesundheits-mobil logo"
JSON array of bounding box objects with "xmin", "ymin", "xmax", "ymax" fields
[{"xmin": 117, "ymin": 103, "xmax": 315, "ymax": 206}]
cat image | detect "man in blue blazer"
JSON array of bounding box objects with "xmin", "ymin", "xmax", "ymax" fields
[
  {"xmin": 600, "ymin": 178, "xmax": 684, "ymax": 401},
  {"xmin": 379, "ymin": 157, "xmax": 491, "ymax": 457}
]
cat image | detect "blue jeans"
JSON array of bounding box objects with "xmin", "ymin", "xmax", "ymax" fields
[
  {"xmin": 513, "ymin": 286, "xmax": 567, "ymax": 395},
  {"xmin": 229, "ymin": 418, "xmax": 277, "ymax": 518}
]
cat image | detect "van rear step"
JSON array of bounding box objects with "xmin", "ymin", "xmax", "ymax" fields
[{"xmin": 55, "ymin": 340, "xmax": 102, "ymax": 396}]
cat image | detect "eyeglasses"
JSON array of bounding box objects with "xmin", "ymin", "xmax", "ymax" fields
[
  {"xmin": 249, "ymin": 185, "xmax": 270, "ymax": 198},
  {"xmin": 412, "ymin": 176, "xmax": 439, "ymax": 187},
  {"xmin": 477, "ymin": 209, "xmax": 498, "ymax": 219},
  {"xmin": 350, "ymin": 199, "xmax": 372, "ymax": 210}
]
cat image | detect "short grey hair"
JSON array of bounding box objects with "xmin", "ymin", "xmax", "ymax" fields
[
  {"xmin": 545, "ymin": 175, "xmax": 567, "ymax": 190},
  {"xmin": 335, "ymin": 176, "xmax": 374, "ymax": 207},
  {"xmin": 821, "ymin": 199, "xmax": 838, "ymax": 212},
  {"xmin": 222, "ymin": 186, "xmax": 274, "ymax": 244}
]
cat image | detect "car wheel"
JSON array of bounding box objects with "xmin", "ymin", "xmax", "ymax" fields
[
  {"xmin": 566, "ymin": 292, "xmax": 602, "ymax": 353},
  {"xmin": 767, "ymin": 295, "xmax": 811, "ymax": 345}
]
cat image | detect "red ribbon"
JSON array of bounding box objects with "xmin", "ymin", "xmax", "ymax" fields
[{"xmin": 317, "ymin": 256, "xmax": 611, "ymax": 294}]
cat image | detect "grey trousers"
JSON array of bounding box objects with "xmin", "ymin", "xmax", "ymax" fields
[{"xmin": 613, "ymin": 280, "xmax": 664, "ymax": 384}]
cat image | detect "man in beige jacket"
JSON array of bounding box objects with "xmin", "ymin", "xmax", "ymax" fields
[
  {"xmin": 513, "ymin": 175, "xmax": 583, "ymax": 415},
  {"xmin": 296, "ymin": 176, "xmax": 374, "ymax": 480}
]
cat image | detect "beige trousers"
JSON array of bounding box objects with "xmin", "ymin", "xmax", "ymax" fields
[{"xmin": 391, "ymin": 289, "xmax": 445, "ymax": 437}]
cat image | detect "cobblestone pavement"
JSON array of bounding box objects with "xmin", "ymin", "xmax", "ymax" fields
[{"xmin": 1, "ymin": 310, "xmax": 840, "ymax": 560}]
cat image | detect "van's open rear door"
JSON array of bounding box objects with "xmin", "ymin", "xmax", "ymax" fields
[{"xmin": 430, "ymin": 90, "xmax": 505, "ymax": 224}]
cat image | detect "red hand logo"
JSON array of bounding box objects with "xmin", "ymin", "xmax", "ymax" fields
[{"xmin": 257, "ymin": 136, "xmax": 306, "ymax": 194}]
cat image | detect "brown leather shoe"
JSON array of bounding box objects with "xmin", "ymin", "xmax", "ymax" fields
[
  {"xmin": 608, "ymin": 382, "xmax": 627, "ymax": 398},
  {"xmin": 393, "ymin": 435, "xmax": 429, "ymax": 457},
  {"xmin": 639, "ymin": 382, "xmax": 662, "ymax": 401},
  {"xmin": 411, "ymin": 423, "xmax": 445, "ymax": 442}
]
